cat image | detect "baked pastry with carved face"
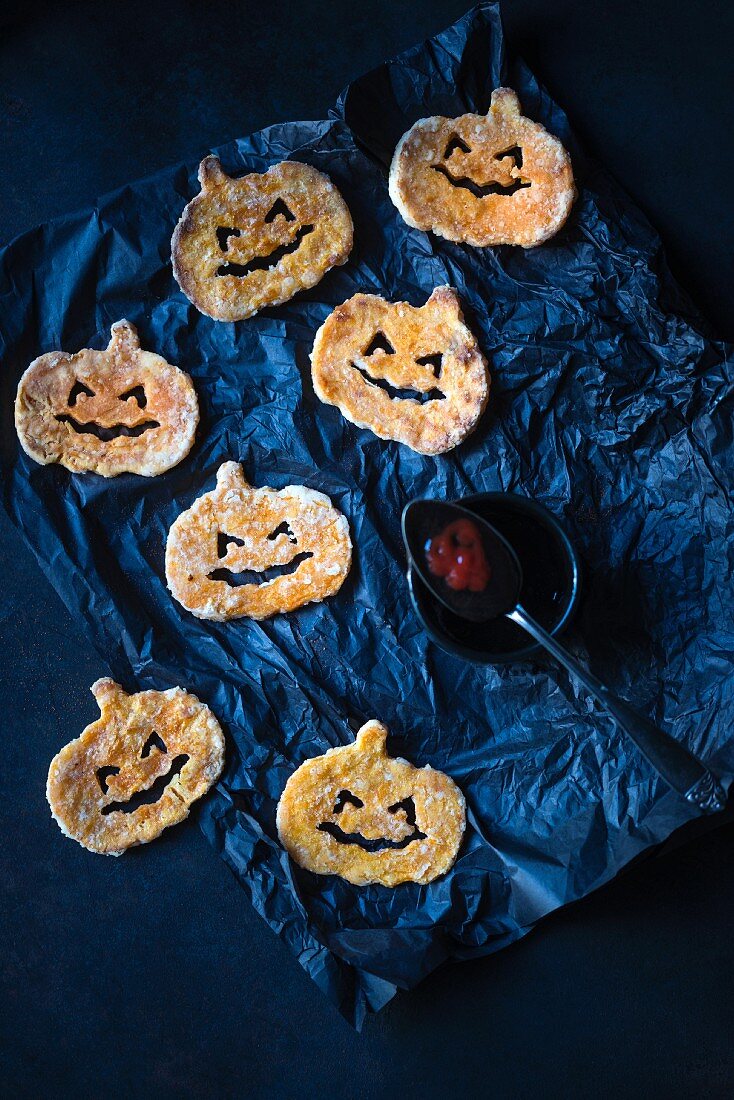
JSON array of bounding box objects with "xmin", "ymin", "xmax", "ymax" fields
[
  {"xmin": 165, "ymin": 461, "xmax": 352, "ymax": 620},
  {"xmin": 277, "ymin": 720, "xmax": 465, "ymax": 886},
  {"xmin": 311, "ymin": 286, "xmax": 489, "ymax": 454},
  {"xmin": 172, "ymin": 156, "xmax": 353, "ymax": 321},
  {"xmin": 389, "ymin": 88, "xmax": 575, "ymax": 247},
  {"xmin": 14, "ymin": 321, "xmax": 198, "ymax": 477},
  {"xmin": 47, "ymin": 679, "xmax": 224, "ymax": 855}
]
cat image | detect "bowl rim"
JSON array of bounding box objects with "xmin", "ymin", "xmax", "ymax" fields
[{"xmin": 407, "ymin": 491, "xmax": 581, "ymax": 665}]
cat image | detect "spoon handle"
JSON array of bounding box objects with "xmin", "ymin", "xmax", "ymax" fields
[{"xmin": 508, "ymin": 605, "xmax": 726, "ymax": 814}]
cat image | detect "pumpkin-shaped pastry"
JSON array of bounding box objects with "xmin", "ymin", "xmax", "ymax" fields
[
  {"xmin": 14, "ymin": 321, "xmax": 198, "ymax": 477},
  {"xmin": 389, "ymin": 88, "xmax": 575, "ymax": 247},
  {"xmin": 165, "ymin": 461, "xmax": 352, "ymax": 620},
  {"xmin": 47, "ymin": 679, "xmax": 225, "ymax": 855},
  {"xmin": 277, "ymin": 720, "xmax": 465, "ymax": 886},
  {"xmin": 172, "ymin": 156, "xmax": 353, "ymax": 321},
  {"xmin": 311, "ymin": 286, "xmax": 489, "ymax": 454}
]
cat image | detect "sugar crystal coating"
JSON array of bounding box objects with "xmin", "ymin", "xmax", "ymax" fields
[{"xmin": 389, "ymin": 88, "xmax": 575, "ymax": 247}]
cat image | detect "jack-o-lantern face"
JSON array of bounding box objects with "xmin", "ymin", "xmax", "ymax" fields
[
  {"xmin": 276, "ymin": 720, "xmax": 465, "ymax": 886},
  {"xmin": 171, "ymin": 156, "xmax": 354, "ymax": 321},
  {"xmin": 165, "ymin": 461, "xmax": 352, "ymax": 620},
  {"xmin": 46, "ymin": 679, "xmax": 225, "ymax": 855},
  {"xmin": 14, "ymin": 321, "xmax": 198, "ymax": 477},
  {"xmin": 311, "ymin": 286, "xmax": 489, "ymax": 454},
  {"xmin": 389, "ymin": 88, "xmax": 575, "ymax": 247}
]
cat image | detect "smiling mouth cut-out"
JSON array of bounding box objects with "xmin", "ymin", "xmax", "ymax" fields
[
  {"xmin": 208, "ymin": 551, "xmax": 314, "ymax": 587},
  {"xmin": 216, "ymin": 224, "xmax": 314, "ymax": 278},
  {"xmin": 101, "ymin": 754, "xmax": 189, "ymax": 815},
  {"xmin": 353, "ymin": 365, "xmax": 445, "ymax": 404},
  {"xmin": 55, "ymin": 414, "xmax": 160, "ymax": 441},
  {"xmin": 431, "ymin": 163, "xmax": 531, "ymax": 198},
  {"xmin": 317, "ymin": 821, "xmax": 427, "ymax": 851}
]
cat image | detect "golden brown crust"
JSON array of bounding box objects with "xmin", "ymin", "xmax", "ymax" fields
[
  {"xmin": 389, "ymin": 88, "xmax": 575, "ymax": 247},
  {"xmin": 14, "ymin": 321, "xmax": 198, "ymax": 477},
  {"xmin": 165, "ymin": 461, "xmax": 352, "ymax": 620},
  {"xmin": 276, "ymin": 720, "xmax": 465, "ymax": 887},
  {"xmin": 47, "ymin": 679, "xmax": 225, "ymax": 855},
  {"xmin": 310, "ymin": 286, "xmax": 489, "ymax": 454},
  {"xmin": 171, "ymin": 157, "xmax": 354, "ymax": 321}
]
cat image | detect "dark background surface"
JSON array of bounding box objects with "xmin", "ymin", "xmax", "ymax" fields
[{"xmin": 1, "ymin": 1, "xmax": 733, "ymax": 1096}]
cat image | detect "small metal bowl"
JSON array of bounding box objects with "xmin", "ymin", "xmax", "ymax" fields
[{"xmin": 407, "ymin": 492, "xmax": 581, "ymax": 664}]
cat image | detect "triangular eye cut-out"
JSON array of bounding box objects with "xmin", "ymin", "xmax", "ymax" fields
[
  {"xmin": 68, "ymin": 381, "xmax": 95, "ymax": 407},
  {"xmin": 217, "ymin": 532, "xmax": 246, "ymax": 559},
  {"xmin": 267, "ymin": 521, "xmax": 297, "ymax": 543},
  {"xmin": 444, "ymin": 134, "xmax": 471, "ymax": 158},
  {"xmin": 333, "ymin": 789, "xmax": 364, "ymax": 813},
  {"xmin": 363, "ymin": 332, "xmax": 395, "ymax": 356},
  {"xmin": 216, "ymin": 226, "xmax": 241, "ymax": 252},
  {"xmin": 96, "ymin": 765, "xmax": 120, "ymax": 794},
  {"xmin": 494, "ymin": 145, "xmax": 523, "ymax": 169},
  {"xmin": 415, "ymin": 353, "xmax": 443, "ymax": 378},
  {"xmin": 264, "ymin": 198, "xmax": 296, "ymax": 224},
  {"xmin": 141, "ymin": 731, "xmax": 167, "ymax": 758},
  {"xmin": 387, "ymin": 795, "xmax": 419, "ymax": 826},
  {"xmin": 119, "ymin": 385, "xmax": 147, "ymax": 408}
]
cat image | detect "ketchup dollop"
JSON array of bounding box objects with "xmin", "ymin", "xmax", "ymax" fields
[{"xmin": 425, "ymin": 518, "xmax": 491, "ymax": 592}]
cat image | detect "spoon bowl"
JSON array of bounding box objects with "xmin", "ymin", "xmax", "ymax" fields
[{"xmin": 402, "ymin": 498, "xmax": 522, "ymax": 622}]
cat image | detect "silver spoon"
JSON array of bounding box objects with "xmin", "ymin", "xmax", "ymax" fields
[{"xmin": 402, "ymin": 498, "xmax": 726, "ymax": 814}]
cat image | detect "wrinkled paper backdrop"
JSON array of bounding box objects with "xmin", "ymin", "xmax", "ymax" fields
[{"xmin": 1, "ymin": 4, "xmax": 733, "ymax": 1026}]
